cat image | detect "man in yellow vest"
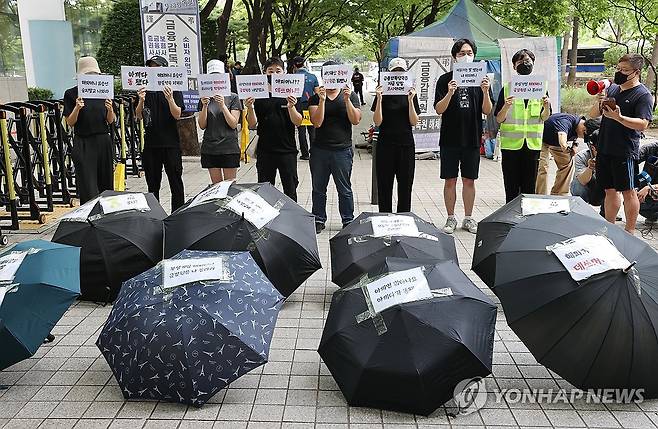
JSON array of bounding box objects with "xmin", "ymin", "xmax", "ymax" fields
[{"xmin": 495, "ymin": 49, "xmax": 551, "ymax": 203}]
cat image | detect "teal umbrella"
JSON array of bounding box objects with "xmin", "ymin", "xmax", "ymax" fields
[{"xmin": 0, "ymin": 240, "xmax": 80, "ymax": 371}]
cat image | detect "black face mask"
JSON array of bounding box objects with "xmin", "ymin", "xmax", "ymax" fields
[
  {"xmin": 614, "ymin": 70, "xmax": 634, "ymax": 85},
  {"xmin": 516, "ymin": 61, "xmax": 533, "ymax": 75}
]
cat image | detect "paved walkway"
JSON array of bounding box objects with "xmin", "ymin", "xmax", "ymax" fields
[{"xmin": 2, "ymin": 99, "xmax": 658, "ymax": 429}]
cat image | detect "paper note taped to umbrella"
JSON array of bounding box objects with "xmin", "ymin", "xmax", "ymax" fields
[
  {"xmin": 60, "ymin": 197, "xmax": 100, "ymax": 221},
  {"xmin": 188, "ymin": 180, "xmax": 233, "ymax": 208},
  {"xmin": 100, "ymin": 193, "xmax": 150, "ymax": 214},
  {"xmin": 365, "ymin": 267, "xmax": 432, "ymax": 314},
  {"xmin": 370, "ymin": 215, "xmax": 420, "ymax": 238},
  {"xmin": 162, "ymin": 257, "xmax": 226, "ymax": 290},
  {"xmin": 227, "ymin": 191, "xmax": 280, "ymax": 229},
  {"xmin": 521, "ymin": 197, "xmax": 570, "ymax": 216},
  {"xmin": 0, "ymin": 251, "xmax": 28, "ymax": 282},
  {"xmin": 548, "ymin": 234, "xmax": 631, "ymax": 281}
]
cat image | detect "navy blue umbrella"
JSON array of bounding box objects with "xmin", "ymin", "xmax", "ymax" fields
[
  {"xmin": 0, "ymin": 240, "xmax": 80, "ymax": 371},
  {"xmin": 97, "ymin": 250, "xmax": 284, "ymax": 406}
]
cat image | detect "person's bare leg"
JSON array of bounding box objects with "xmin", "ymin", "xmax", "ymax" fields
[
  {"xmin": 622, "ymin": 189, "xmax": 639, "ymax": 233},
  {"xmin": 222, "ymin": 168, "xmax": 237, "ymax": 181},
  {"xmin": 462, "ymin": 178, "xmax": 475, "ymax": 217},
  {"xmin": 208, "ymin": 168, "xmax": 223, "ymax": 184},
  {"xmin": 604, "ymin": 189, "xmax": 622, "ymax": 224},
  {"xmin": 444, "ymin": 178, "xmax": 457, "ymax": 216}
]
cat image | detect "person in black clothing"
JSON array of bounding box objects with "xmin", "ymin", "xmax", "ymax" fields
[
  {"xmin": 63, "ymin": 56, "xmax": 115, "ymax": 204},
  {"xmin": 434, "ymin": 39, "xmax": 493, "ymax": 234},
  {"xmin": 135, "ymin": 55, "xmax": 185, "ymax": 212},
  {"xmin": 246, "ymin": 57, "xmax": 303, "ymax": 201},
  {"xmin": 351, "ymin": 67, "xmax": 365, "ymax": 106},
  {"xmin": 372, "ymin": 57, "xmax": 420, "ymax": 213},
  {"xmin": 588, "ymin": 53, "xmax": 654, "ymax": 234},
  {"xmin": 636, "ymin": 141, "xmax": 658, "ymax": 223}
]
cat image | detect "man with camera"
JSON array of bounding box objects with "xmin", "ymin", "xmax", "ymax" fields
[
  {"xmin": 637, "ymin": 141, "xmax": 658, "ymax": 223},
  {"xmin": 588, "ymin": 53, "xmax": 654, "ymax": 234},
  {"xmin": 571, "ymin": 128, "xmax": 604, "ymax": 210}
]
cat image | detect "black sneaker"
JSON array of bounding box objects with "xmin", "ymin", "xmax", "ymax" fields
[
  {"xmin": 342, "ymin": 221, "xmax": 352, "ymax": 229},
  {"xmin": 300, "ymin": 155, "xmax": 309, "ymax": 160},
  {"xmin": 315, "ymin": 223, "xmax": 325, "ymax": 234}
]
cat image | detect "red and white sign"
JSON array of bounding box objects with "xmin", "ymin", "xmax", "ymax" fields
[
  {"xmin": 548, "ymin": 234, "xmax": 630, "ymax": 281},
  {"xmin": 270, "ymin": 74, "xmax": 304, "ymax": 99}
]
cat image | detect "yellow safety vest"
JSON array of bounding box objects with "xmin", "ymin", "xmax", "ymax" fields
[{"xmin": 499, "ymin": 83, "xmax": 545, "ymax": 151}]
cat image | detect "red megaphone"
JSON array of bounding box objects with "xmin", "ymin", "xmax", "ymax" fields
[{"xmin": 586, "ymin": 79, "xmax": 611, "ymax": 95}]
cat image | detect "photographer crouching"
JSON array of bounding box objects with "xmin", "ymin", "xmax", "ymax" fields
[
  {"xmin": 571, "ymin": 125, "xmax": 604, "ymax": 212},
  {"xmin": 637, "ymin": 141, "xmax": 658, "ymax": 224}
]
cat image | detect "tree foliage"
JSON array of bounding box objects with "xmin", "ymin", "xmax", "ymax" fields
[{"xmin": 97, "ymin": 0, "xmax": 144, "ymax": 75}]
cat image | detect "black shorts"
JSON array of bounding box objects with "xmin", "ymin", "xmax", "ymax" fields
[
  {"xmin": 439, "ymin": 146, "xmax": 481, "ymax": 180},
  {"xmin": 200, "ymin": 153, "xmax": 240, "ymax": 169},
  {"xmin": 595, "ymin": 153, "xmax": 637, "ymax": 192}
]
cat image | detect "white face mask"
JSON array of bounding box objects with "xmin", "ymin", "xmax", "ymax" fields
[{"xmin": 455, "ymin": 55, "xmax": 474, "ymax": 63}]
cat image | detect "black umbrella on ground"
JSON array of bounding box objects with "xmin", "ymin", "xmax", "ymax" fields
[
  {"xmin": 329, "ymin": 212, "xmax": 458, "ymax": 287},
  {"xmin": 52, "ymin": 191, "xmax": 166, "ymax": 303},
  {"xmin": 319, "ymin": 257, "xmax": 496, "ymax": 415},
  {"xmin": 163, "ymin": 182, "xmax": 321, "ymax": 297},
  {"xmin": 472, "ymin": 194, "xmax": 600, "ymax": 287},
  {"xmin": 493, "ymin": 212, "xmax": 658, "ymax": 395}
]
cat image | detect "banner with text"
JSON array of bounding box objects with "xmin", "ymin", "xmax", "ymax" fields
[
  {"xmin": 322, "ymin": 64, "xmax": 352, "ymax": 90},
  {"xmin": 78, "ymin": 74, "xmax": 114, "ymax": 100},
  {"xmin": 380, "ymin": 72, "xmax": 415, "ymax": 95},
  {"xmin": 235, "ymin": 74, "xmax": 269, "ymax": 99},
  {"xmin": 197, "ymin": 73, "xmax": 232, "ymax": 97},
  {"xmin": 453, "ymin": 61, "xmax": 487, "ymax": 87},
  {"xmin": 270, "ymin": 74, "xmax": 304, "ymax": 99}
]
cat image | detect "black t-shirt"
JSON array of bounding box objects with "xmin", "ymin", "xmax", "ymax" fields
[
  {"xmin": 309, "ymin": 92, "xmax": 361, "ymax": 150},
  {"xmin": 63, "ymin": 86, "xmax": 111, "ymax": 137},
  {"xmin": 598, "ymin": 83, "xmax": 654, "ymax": 158},
  {"xmin": 352, "ymin": 72, "xmax": 364, "ymax": 88},
  {"xmin": 542, "ymin": 113, "xmax": 580, "ymax": 147},
  {"xmin": 434, "ymin": 71, "xmax": 492, "ymax": 148},
  {"xmin": 254, "ymin": 97, "xmax": 296, "ymax": 154},
  {"xmin": 142, "ymin": 91, "xmax": 184, "ymax": 149},
  {"xmin": 370, "ymin": 95, "xmax": 420, "ymax": 145}
]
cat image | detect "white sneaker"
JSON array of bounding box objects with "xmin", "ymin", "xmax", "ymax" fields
[
  {"xmin": 462, "ymin": 218, "xmax": 478, "ymax": 234},
  {"xmin": 443, "ymin": 217, "xmax": 458, "ymax": 234}
]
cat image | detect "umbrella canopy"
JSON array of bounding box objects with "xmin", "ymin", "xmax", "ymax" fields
[
  {"xmin": 493, "ymin": 212, "xmax": 658, "ymax": 395},
  {"xmin": 472, "ymin": 194, "xmax": 600, "ymax": 287},
  {"xmin": 163, "ymin": 182, "xmax": 321, "ymax": 297},
  {"xmin": 52, "ymin": 190, "xmax": 166, "ymax": 303},
  {"xmin": 319, "ymin": 257, "xmax": 496, "ymax": 415},
  {"xmin": 97, "ymin": 250, "xmax": 284, "ymax": 406},
  {"xmin": 329, "ymin": 212, "xmax": 458, "ymax": 287},
  {"xmin": 0, "ymin": 240, "xmax": 80, "ymax": 370}
]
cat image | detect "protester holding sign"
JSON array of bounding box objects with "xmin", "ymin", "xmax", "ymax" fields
[
  {"xmin": 495, "ymin": 49, "xmax": 551, "ymax": 203},
  {"xmin": 63, "ymin": 56, "xmax": 115, "ymax": 204},
  {"xmin": 434, "ymin": 39, "xmax": 493, "ymax": 234},
  {"xmin": 309, "ymin": 61, "xmax": 362, "ymax": 234},
  {"xmin": 245, "ymin": 57, "xmax": 303, "ymax": 202},
  {"xmin": 197, "ymin": 59, "xmax": 242, "ymax": 184},
  {"xmin": 587, "ymin": 53, "xmax": 653, "ymax": 234},
  {"xmin": 352, "ymin": 66, "xmax": 365, "ymax": 106},
  {"xmin": 372, "ymin": 58, "xmax": 420, "ymax": 213},
  {"xmin": 135, "ymin": 55, "xmax": 185, "ymax": 212},
  {"xmin": 292, "ymin": 56, "xmax": 319, "ymax": 160}
]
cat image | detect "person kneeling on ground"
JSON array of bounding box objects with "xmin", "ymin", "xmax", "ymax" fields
[
  {"xmin": 637, "ymin": 140, "xmax": 658, "ymax": 223},
  {"xmin": 571, "ymin": 130, "xmax": 604, "ymax": 209}
]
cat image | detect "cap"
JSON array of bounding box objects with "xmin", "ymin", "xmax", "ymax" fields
[
  {"xmin": 146, "ymin": 55, "xmax": 168, "ymax": 67},
  {"xmin": 292, "ymin": 56, "xmax": 306, "ymax": 67},
  {"xmin": 388, "ymin": 57, "xmax": 407, "ymax": 71},
  {"xmin": 77, "ymin": 56, "xmax": 101, "ymax": 74},
  {"xmin": 207, "ymin": 59, "xmax": 225, "ymax": 74}
]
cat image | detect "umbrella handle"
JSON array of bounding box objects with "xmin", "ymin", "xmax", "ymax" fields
[{"xmin": 623, "ymin": 261, "xmax": 637, "ymax": 273}]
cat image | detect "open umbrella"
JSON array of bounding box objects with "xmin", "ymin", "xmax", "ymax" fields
[
  {"xmin": 329, "ymin": 212, "xmax": 457, "ymax": 287},
  {"xmin": 318, "ymin": 257, "xmax": 496, "ymax": 415},
  {"xmin": 0, "ymin": 240, "xmax": 80, "ymax": 370},
  {"xmin": 52, "ymin": 190, "xmax": 166, "ymax": 303},
  {"xmin": 493, "ymin": 212, "xmax": 658, "ymax": 395},
  {"xmin": 472, "ymin": 194, "xmax": 600, "ymax": 287},
  {"xmin": 163, "ymin": 181, "xmax": 321, "ymax": 297},
  {"xmin": 97, "ymin": 250, "xmax": 284, "ymax": 406}
]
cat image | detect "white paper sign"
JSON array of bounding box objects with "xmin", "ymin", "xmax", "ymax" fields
[
  {"xmin": 380, "ymin": 72, "xmax": 415, "ymax": 95},
  {"xmin": 370, "ymin": 215, "xmax": 420, "ymax": 238},
  {"xmin": 188, "ymin": 180, "xmax": 233, "ymax": 208},
  {"xmin": 100, "ymin": 193, "xmax": 150, "ymax": 214},
  {"xmin": 270, "ymin": 74, "xmax": 304, "ymax": 98},
  {"xmin": 121, "ymin": 66, "xmax": 151, "ymax": 90},
  {"xmin": 0, "ymin": 251, "xmax": 28, "ymax": 282},
  {"xmin": 0, "ymin": 285, "xmax": 9, "ymax": 307},
  {"xmin": 366, "ymin": 267, "xmax": 432, "ymax": 314},
  {"xmin": 227, "ymin": 191, "xmax": 279, "ymax": 229},
  {"xmin": 162, "ymin": 257, "xmax": 226, "ymax": 290},
  {"xmin": 548, "ymin": 234, "xmax": 631, "ymax": 281},
  {"xmin": 60, "ymin": 197, "xmax": 100, "ymax": 221},
  {"xmin": 521, "ymin": 197, "xmax": 571, "ymax": 216},
  {"xmin": 322, "ymin": 65, "xmax": 353, "ymax": 90},
  {"xmin": 148, "ymin": 66, "xmax": 187, "ymax": 91},
  {"xmin": 453, "ymin": 61, "xmax": 488, "ymax": 87},
  {"xmin": 78, "ymin": 74, "xmax": 114, "ymax": 100},
  {"xmin": 510, "ymin": 75, "xmax": 546, "ymax": 100},
  {"xmin": 198, "ymin": 73, "xmax": 231, "ymax": 97},
  {"xmin": 235, "ymin": 74, "xmax": 269, "ymax": 100}
]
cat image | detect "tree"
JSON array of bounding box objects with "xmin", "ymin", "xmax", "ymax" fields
[
  {"xmin": 567, "ymin": 15, "xmax": 579, "ymax": 85},
  {"xmin": 0, "ymin": 0, "xmax": 23, "ymax": 76},
  {"xmin": 97, "ymin": 0, "xmax": 143, "ymax": 75},
  {"xmin": 241, "ymin": 0, "xmax": 272, "ymax": 73}
]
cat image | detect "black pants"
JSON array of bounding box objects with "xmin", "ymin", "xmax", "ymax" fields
[
  {"xmin": 142, "ymin": 147, "xmax": 185, "ymax": 212},
  {"xmin": 640, "ymin": 197, "xmax": 658, "ymax": 221},
  {"xmin": 72, "ymin": 134, "xmax": 114, "ymax": 204},
  {"xmin": 501, "ymin": 145, "xmax": 540, "ymax": 203},
  {"xmin": 297, "ymin": 126, "xmax": 314, "ymax": 158},
  {"xmin": 376, "ymin": 144, "xmax": 415, "ymax": 213},
  {"xmin": 257, "ymin": 152, "xmax": 299, "ymax": 202},
  {"xmin": 354, "ymin": 86, "xmax": 364, "ymax": 104}
]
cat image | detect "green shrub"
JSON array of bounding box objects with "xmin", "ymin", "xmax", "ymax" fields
[
  {"xmin": 27, "ymin": 87, "xmax": 54, "ymax": 101},
  {"xmin": 603, "ymin": 45, "xmax": 628, "ymax": 69},
  {"xmin": 560, "ymin": 86, "xmax": 593, "ymax": 115}
]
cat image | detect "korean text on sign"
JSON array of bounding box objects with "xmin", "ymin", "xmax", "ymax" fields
[
  {"xmin": 149, "ymin": 67, "xmax": 188, "ymax": 91},
  {"xmin": 162, "ymin": 257, "xmax": 226, "ymax": 290},
  {"xmin": 510, "ymin": 75, "xmax": 546, "ymax": 100},
  {"xmin": 322, "ymin": 65, "xmax": 352, "ymax": 90},
  {"xmin": 370, "ymin": 215, "xmax": 420, "ymax": 238},
  {"xmin": 380, "ymin": 72, "xmax": 415, "ymax": 95},
  {"xmin": 365, "ymin": 267, "xmax": 432, "ymax": 313},
  {"xmin": 121, "ymin": 66, "xmax": 150, "ymax": 90},
  {"xmin": 548, "ymin": 234, "xmax": 631, "ymax": 282},
  {"xmin": 235, "ymin": 74, "xmax": 269, "ymax": 100},
  {"xmin": 100, "ymin": 193, "xmax": 150, "ymax": 215},
  {"xmin": 453, "ymin": 61, "xmax": 487, "ymax": 87},
  {"xmin": 197, "ymin": 73, "xmax": 232, "ymax": 97},
  {"xmin": 78, "ymin": 74, "xmax": 114, "ymax": 100},
  {"xmin": 270, "ymin": 75, "xmax": 304, "ymax": 99}
]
